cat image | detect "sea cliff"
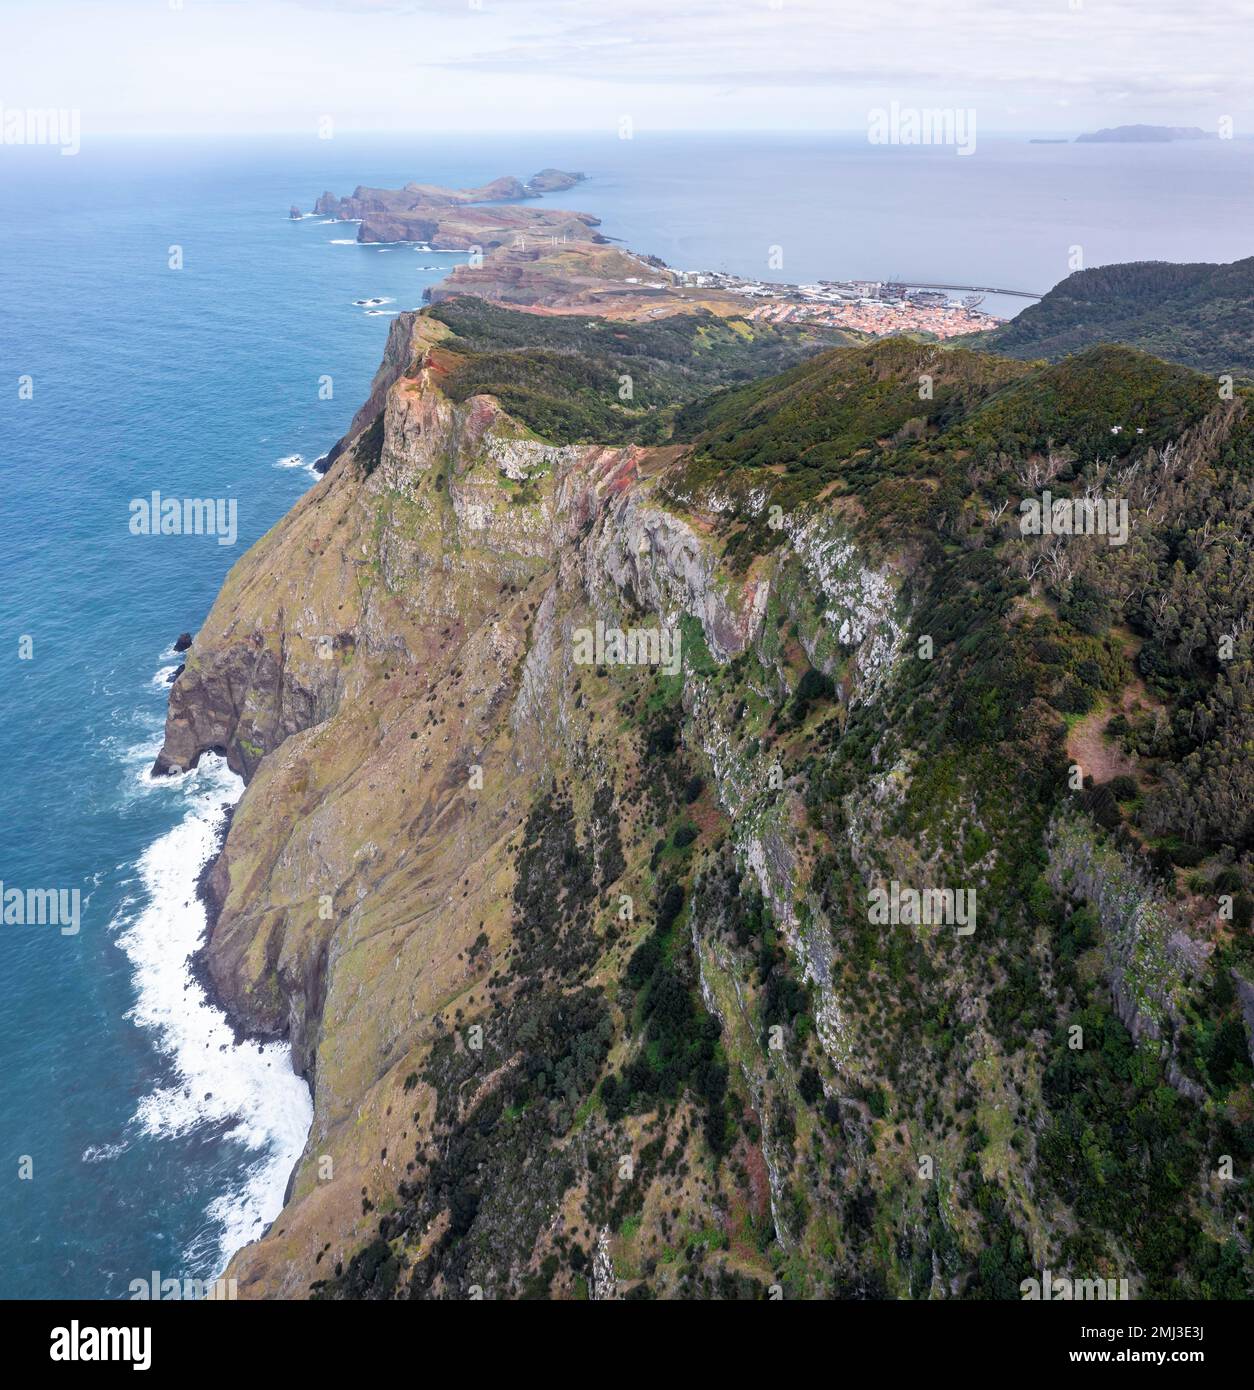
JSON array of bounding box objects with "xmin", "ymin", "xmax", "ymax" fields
[{"xmin": 155, "ymin": 222, "xmax": 1254, "ymax": 1300}]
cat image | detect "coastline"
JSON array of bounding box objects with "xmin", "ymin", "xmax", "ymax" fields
[
  {"xmin": 191, "ymin": 805, "xmax": 310, "ymax": 1221},
  {"xmin": 148, "ymin": 175, "xmax": 933, "ymax": 1284},
  {"xmin": 188, "ymin": 801, "xmax": 283, "ymax": 1052},
  {"xmin": 119, "ymin": 751, "xmax": 312, "ymax": 1280}
]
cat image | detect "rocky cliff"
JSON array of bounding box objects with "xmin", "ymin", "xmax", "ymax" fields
[
  {"xmin": 160, "ymin": 309, "xmax": 887, "ymax": 1295},
  {"xmin": 309, "ymin": 171, "xmax": 600, "ymax": 247},
  {"xmin": 158, "ymin": 276, "xmax": 1254, "ymax": 1299}
]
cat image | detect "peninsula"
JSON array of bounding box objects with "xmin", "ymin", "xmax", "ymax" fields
[
  {"xmin": 164, "ymin": 176, "xmax": 1254, "ymax": 1303},
  {"xmin": 305, "ymin": 170, "xmax": 597, "ymax": 247}
]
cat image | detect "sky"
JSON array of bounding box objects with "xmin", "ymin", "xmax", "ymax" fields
[{"xmin": 3, "ymin": 0, "xmax": 1253, "ymax": 137}]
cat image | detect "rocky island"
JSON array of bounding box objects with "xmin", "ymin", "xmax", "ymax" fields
[
  {"xmin": 305, "ymin": 169, "xmax": 597, "ymax": 247},
  {"xmin": 159, "ymin": 187, "xmax": 1254, "ymax": 1301},
  {"xmin": 1076, "ymin": 124, "xmax": 1217, "ymax": 142}
]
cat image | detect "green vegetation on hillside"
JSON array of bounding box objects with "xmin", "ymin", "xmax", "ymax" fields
[
  {"xmin": 319, "ymin": 309, "xmax": 1253, "ymax": 1301},
  {"xmin": 978, "ymin": 257, "xmax": 1254, "ymax": 377},
  {"xmin": 428, "ymin": 295, "xmax": 855, "ymax": 444}
]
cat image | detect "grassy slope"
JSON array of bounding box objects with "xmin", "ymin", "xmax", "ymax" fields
[
  {"xmin": 427, "ymin": 296, "xmax": 858, "ymax": 445},
  {"xmin": 315, "ymin": 324, "xmax": 1254, "ymax": 1299}
]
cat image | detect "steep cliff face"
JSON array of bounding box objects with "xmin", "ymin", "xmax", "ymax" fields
[
  {"xmin": 159, "ymin": 306, "xmax": 904, "ymax": 1296},
  {"xmin": 153, "ymin": 314, "xmax": 422, "ymax": 781},
  {"xmin": 160, "ymin": 302, "xmax": 1254, "ymax": 1300}
]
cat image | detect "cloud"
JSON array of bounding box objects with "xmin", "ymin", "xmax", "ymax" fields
[
  {"xmin": 10, "ymin": 0, "xmax": 1253, "ymax": 135},
  {"xmin": 356, "ymin": 0, "xmax": 1254, "ymax": 113}
]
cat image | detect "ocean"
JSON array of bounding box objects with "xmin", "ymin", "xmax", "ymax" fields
[{"xmin": 1, "ymin": 131, "xmax": 1251, "ymax": 1299}]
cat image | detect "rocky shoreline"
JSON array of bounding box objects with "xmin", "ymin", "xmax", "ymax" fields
[
  {"xmin": 303, "ymin": 169, "xmax": 597, "ymax": 247},
  {"xmin": 189, "ymin": 803, "xmax": 263, "ymax": 1048}
]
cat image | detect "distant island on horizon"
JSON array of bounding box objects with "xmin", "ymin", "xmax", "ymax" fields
[
  {"xmin": 1027, "ymin": 125, "xmax": 1220, "ymax": 146},
  {"xmin": 1075, "ymin": 123, "xmax": 1218, "ymax": 143}
]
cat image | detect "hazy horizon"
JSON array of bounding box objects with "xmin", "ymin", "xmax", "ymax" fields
[{"xmin": 4, "ymin": 0, "xmax": 1252, "ymax": 139}]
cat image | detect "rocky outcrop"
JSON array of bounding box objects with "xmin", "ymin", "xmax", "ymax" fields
[
  {"xmin": 307, "ymin": 173, "xmax": 601, "ymax": 246},
  {"xmin": 156, "ymin": 297, "xmax": 889, "ymax": 1296},
  {"xmin": 1234, "ymin": 969, "xmax": 1254, "ymax": 1068},
  {"xmin": 1045, "ymin": 814, "xmax": 1210, "ymax": 1102},
  {"xmin": 571, "ymin": 461, "xmax": 770, "ymax": 664},
  {"xmin": 589, "ymin": 1227, "xmax": 617, "ymax": 1299},
  {"xmin": 526, "ymin": 168, "xmax": 586, "ymax": 193}
]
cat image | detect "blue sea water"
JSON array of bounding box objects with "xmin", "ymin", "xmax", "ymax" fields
[{"xmin": 2, "ymin": 131, "xmax": 1252, "ymax": 1300}]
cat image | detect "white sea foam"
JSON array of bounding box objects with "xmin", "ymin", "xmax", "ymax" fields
[
  {"xmin": 151, "ymin": 665, "xmax": 179, "ymax": 688},
  {"xmin": 329, "ymin": 238, "xmax": 357, "ymax": 245},
  {"xmin": 274, "ymin": 452, "xmax": 324, "ymax": 479},
  {"xmin": 108, "ymin": 728, "xmax": 169, "ymax": 806},
  {"xmin": 113, "ymin": 754, "xmax": 313, "ymax": 1275},
  {"xmin": 82, "ymin": 1140, "xmax": 130, "ymax": 1163}
]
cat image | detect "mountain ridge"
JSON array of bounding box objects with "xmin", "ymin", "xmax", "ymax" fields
[
  {"xmin": 977, "ymin": 257, "xmax": 1254, "ymax": 376},
  {"xmin": 157, "ymin": 234, "xmax": 1254, "ymax": 1300}
]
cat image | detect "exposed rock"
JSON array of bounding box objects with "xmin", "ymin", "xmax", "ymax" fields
[
  {"xmin": 309, "ymin": 173, "xmax": 602, "ymax": 247},
  {"xmin": 589, "ymin": 1226, "xmax": 617, "ymax": 1300},
  {"xmin": 1234, "ymin": 969, "xmax": 1254, "ymax": 1067},
  {"xmin": 154, "ymin": 257, "xmax": 1252, "ymax": 1302},
  {"xmin": 1046, "ymin": 814, "xmax": 1210, "ymax": 1102}
]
